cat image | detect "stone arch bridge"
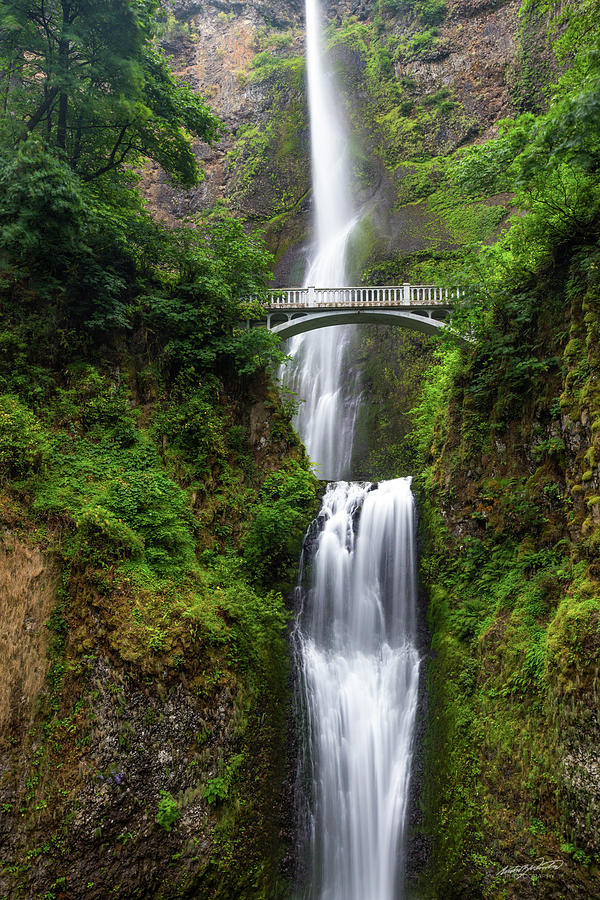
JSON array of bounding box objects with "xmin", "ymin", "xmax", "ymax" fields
[{"xmin": 252, "ymin": 284, "xmax": 461, "ymax": 339}]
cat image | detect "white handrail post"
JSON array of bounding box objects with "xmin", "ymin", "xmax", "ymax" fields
[
  {"xmin": 403, "ymin": 282, "xmax": 410, "ymax": 305},
  {"xmin": 307, "ymin": 286, "xmax": 315, "ymax": 308}
]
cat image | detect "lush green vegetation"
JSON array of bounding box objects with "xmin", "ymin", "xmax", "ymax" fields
[
  {"xmin": 0, "ymin": 0, "xmax": 220, "ymax": 184},
  {"xmin": 0, "ymin": 4, "xmax": 321, "ymax": 898},
  {"xmin": 402, "ymin": 2, "xmax": 600, "ymax": 893}
]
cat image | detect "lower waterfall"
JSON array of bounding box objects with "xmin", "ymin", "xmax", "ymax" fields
[{"xmin": 294, "ymin": 479, "xmax": 421, "ymax": 899}]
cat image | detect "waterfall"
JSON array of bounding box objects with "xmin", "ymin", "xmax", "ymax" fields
[
  {"xmin": 281, "ymin": 0, "xmax": 361, "ymax": 481},
  {"xmin": 286, "ymin": 2, "xmax": 422, "ymax": 896},
  {"xmin": 295, "ymin": 480, "xmax": 421, "ymax": 899}
]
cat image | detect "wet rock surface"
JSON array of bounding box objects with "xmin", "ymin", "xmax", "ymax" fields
[{"xmin": 142, "ymin": 0, "xmax": 533, "ymax": 272}]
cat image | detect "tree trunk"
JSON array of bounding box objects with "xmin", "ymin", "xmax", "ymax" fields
[{"xmin": 56, "ymin": 0, "xmax": 72, "ymax": 151}]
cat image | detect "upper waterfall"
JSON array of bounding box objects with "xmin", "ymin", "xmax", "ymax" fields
[
  {"xmin": 280, "ymin": 0, "xmax": 362, "ymax": 480},
  {"xmin": 304, "ymin": 0, "xmax": 358, "ymax": 286}
]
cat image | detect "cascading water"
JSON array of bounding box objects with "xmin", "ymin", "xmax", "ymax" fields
[
  {"xmin": 281, "ymin": 0, "xmax": 361, "ymax": 480},
  {"xmin": 287, "ymin": 1, "xmax": 422, "ymax": 896},
  {"xmin": 294, "ymin": 480, "xmax": 421, "ymax": 899}
]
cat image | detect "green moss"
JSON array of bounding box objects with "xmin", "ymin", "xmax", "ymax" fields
[
  {"xmin": 408, "ymin": 213, "xmax": 600, "ymax": 895},
  {"xmin": 156, "ymin": 790, "xmax": 181, "ymax": 831},
  {"xmin": 546, "ymin": 592, "xmax": 600, "ymax": 695},
  {"xmin": 1, "ymin": 356, "xmax": 318, "ymax": 898},
  {"xmin": 414, "ymin": 488, "xmax": 590, "ymax": 895},
  {"xmin": 227, "ymin": 47, "xmax": 308, "ymax": 221},
  {"xmin": 0, "ymin": 394, "xmax": 49, "ymax": 479}
]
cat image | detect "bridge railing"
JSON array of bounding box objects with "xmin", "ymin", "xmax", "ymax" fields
[{"xmin": 263, "ymin": 284, "xmax": 460, "ymax": 308}]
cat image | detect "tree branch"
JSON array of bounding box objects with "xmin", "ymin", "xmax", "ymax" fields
[{"xmin": 25, "ymin": 85, "xmax": 59, "ymax": 132}]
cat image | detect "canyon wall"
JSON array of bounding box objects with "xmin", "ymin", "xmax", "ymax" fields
[{"xmin": 143, "ymin": 0, "xmax": 557, "ymax": 282}]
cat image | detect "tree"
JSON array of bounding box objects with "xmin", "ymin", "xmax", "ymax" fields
[{"xmin": 0, "ymin": 0, "xmax": 221, "ymax": 184}]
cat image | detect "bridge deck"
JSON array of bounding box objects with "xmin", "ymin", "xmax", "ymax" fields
[{"xmin": 264, "ymin": 284, "xmax": 459, "ymax": 310}]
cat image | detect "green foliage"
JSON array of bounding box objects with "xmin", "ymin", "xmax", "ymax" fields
[
  {"xmin": 152, "ymin": 386, "xmax": 227, "ymax": 477},
  {"xmin": 416, "ymin": 479, "xmax": 589, "ymax": 894},
  {"xmin": 411, "ymin": 343, "xmax": 464, "ymax": 468},
  {"xmin": 446, "ymin": 42, "xmax": 600, "ymax": 269},
  {"xmin": 0, "ymin": 140, "xmax": 137, "ymax": 337},
  {"xmin": 203, "ymin": 753, "xmax": 244, "ymax": 806},
  {"xmin": 75, "ymin": 505, "xmax": 144, "ymax": 564},
  {"xmin": 0, "ymin": 6, "xmax": 316, "ymax": 898},
  {"xmin": 378, "ymin": 0, "xmax": 446, "ymax": 26},
  {"xmin": 408, "ymin": 14, "xmax": 600, "ymax": 885},
  {"xmin": 0, "ymin": 139, "xmax": 280, "ymax": 379},
  {"xmin": 140, "ymin": 210, "xmax": 282, "ymax": 378},
  {"xmin": 0, "ymin": 139, "xmax": 87, "ymax": 273},
  {"xmin": 249, "ymin": 51, "xmax": 304, "ymax": 86},
  {"xmin": 101, "ymin": 470, "xmax": 197, "ymax": 573},
  {"xmin": 398, "ymin": 28, "xmax": 442, "ymax": 61},
  {"xmin": 418, "ymin": 0, "xmax": 446, "ymax": 27},
  {"xmin": 52, "ymin": 366, "xmax": 138, "ymax": 446},
  {"xmin": 409, "ymin": 50, "xmax": 600, "ymax": 417},
  {"xmin": 17, "ymin": 369, "xmax": 197, "ymax": 577},
  {"xmin": 203, "ymin": 775, "xmax": 229, "ymax": 806},
  {"xmin": 546, "ymin": 588, "xmax": 600, "ymax": 695},
  {"xmin": 155, "ymin": 790, "xmax": 181, "ymax": 832},
  {"xmin": 0, "ymin": 0, "xmax": 221, "ymax": 184},
  {"xmin": 0, "ymin": 394, "xmax": 48, "ymax": 479},
  {"xmin": 329, "ymin": 17, "xmax": 474, "ymax": 172},
  {"xmin": 244, "ymin": 461, "xmax": 320, "ymax": 585}
]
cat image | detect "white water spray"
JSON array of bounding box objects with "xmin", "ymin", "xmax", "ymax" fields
[
  {"xmin": 287, "ymin": 1, "xmax": 422, "ymax": 896},
  {"xmin": 295, "ymin": 480, "xmax": 421, "ymax": 899},
  {"xmin": 281, "ymin": 0, "xmax": 361, "ymax": 480}
]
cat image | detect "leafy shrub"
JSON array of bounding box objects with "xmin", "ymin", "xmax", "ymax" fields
[
  {"xmin": 75, "ymin": 505, "xmax": 144, "ymax": 563},
  {"xmin": 152, "ymin": 391, "xmax": 226, "ymax": 474},
  {"xmin": 54, "ymin": 366, "xmax": 138, "ymax": 446},
  {"xmin": 244, "ymin": 462, "xmax": 319, "ymax": 584},
  {"xmin": 193, "ymin": 554, "xmax": 289, "ymax": 666},
  {"xmin": 0, "ymin": 330, "xmax": 55, "ymax": 402},
  {"xmin": 220, "ymin": 326, "xmax": 286, "ymax": 378},
  {"xmin": 406, "ymin": 29, "xmax": 441, "ymax": 58},
  {"xmin": 203, "ymin": 775, "xmax": 229, "ymax": 806},
  {"xmin": 0, "ymin": 139, "xmax": 129, "ymax": 332},
  {"xmin": 156, "ymin": 790, "xmax": 181, "ymax": 831},
  {"xmin": 0, "ymin": 395, "xmax": 48, "ymax": 479},
  {"xmin": 0, "ymin": 138, "xmax": 87, "ymax": 277},
  {"xmin": 103, "ymin": 470, "xmax": 197, "ymax": 573},
  {"xmin": 141, "ymin": 210, "xmax": 280, "ymax": 378}
]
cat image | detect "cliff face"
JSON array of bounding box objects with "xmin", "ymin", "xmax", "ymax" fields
[
  {"xmin": 411, "ymin": 239, "xmax": 600, "ymax": 898},
  {"xmin": 0, "ymin": 538, "xmax": 59, "ymax": 745},
  {"xmin": 142, "ymin": 0, "xmax": 555, "ymax": 281},
  {"xmin": 143, "ymin": 0, "xmax": 306, "ymax": 216},
  {"xmin": 0, "ymin": 369, "xmax": 319, "ymax": 900}
]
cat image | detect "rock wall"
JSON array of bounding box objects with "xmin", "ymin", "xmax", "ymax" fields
[
  {"xmin": 0, "ymin": 372, "xmax": 316, "ymax": 900},
  {"xmin": 142, "ymin": 0, "xmax": 556, "ymax": 282},
  {"xmin": 0, "ymin": 537, "xmax": 58, "ymax": 743},
  {"xmin": 413, "ymin": 244, "xmax": 600, "ymax": 898}
]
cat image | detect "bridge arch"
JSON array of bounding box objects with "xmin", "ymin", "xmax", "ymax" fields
[{"xmin": 269, "ymin": 308, "xmax": 448, "ymax": 340}]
